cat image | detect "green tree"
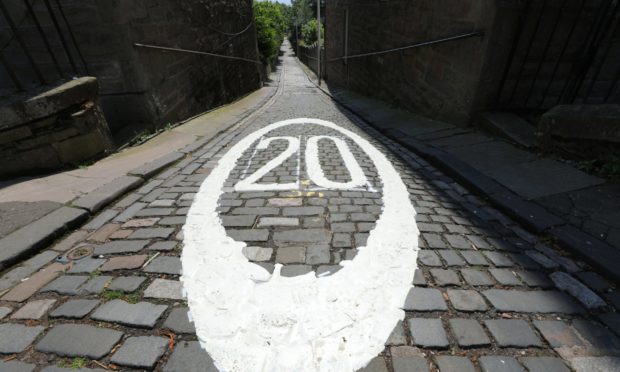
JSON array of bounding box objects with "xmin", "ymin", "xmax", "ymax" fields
[
  {"xmin": 291, "ymin": 0, "xmax": 313, "ymax": 30},
  {"xmin": 301, "ymin": 19, "xmax": 324, "ymax": 46},
  {"xmin": 253, "ymin": 1, "xmax": 289, "ymax": 64}
]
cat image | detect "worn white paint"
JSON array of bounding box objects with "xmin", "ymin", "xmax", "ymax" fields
[
  {"xmin": 305, "ymin": 136, "xmax": 368, "ymax": 190},
  {"xmin": 182, "ymin": 118, "xmax": 419, "ymax": 371},
  {"xmin": 235, "ymin": 136, "xmax": 300, "ymax": 191}
]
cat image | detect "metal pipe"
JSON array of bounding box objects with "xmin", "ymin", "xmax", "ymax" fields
[
  {"xmin": 0, "ymin": 0, "xmax": 45, "ymax": 84},
  {"xmin": 42, "ymin": 0, "xmax": 77, "ymax": 74},
  {"xmin": 317, "ymin": 0, "xmax": 321, "ymax": 85},
  {"xmin": 327, "ymin": 31, "xmax": 483, "ymax": 62},
  {"xmin": 133, "ymin": 43, "xmax": 263, "ymax": 64},
  {"xmin": 23, "ymin": 0, "xmax": 63, "ymax": 78}
]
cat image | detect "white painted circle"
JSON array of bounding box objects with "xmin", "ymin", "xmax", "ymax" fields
[{"xmin": 182, "ymin": 118, "xmax": 419, "ymax": 371}]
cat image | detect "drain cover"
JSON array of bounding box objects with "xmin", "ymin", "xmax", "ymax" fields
[{"xmin": 67, "ymin": 245, "xmax": 94, "ymax": 260}]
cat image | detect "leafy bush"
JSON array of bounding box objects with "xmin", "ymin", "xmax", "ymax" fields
[
  {"xmin": 254, "ymin": 1, "xmax": 288, "ymax": 64},
  {"xmin": 301, "ymin": 19, "xmax": 324, "ymax": 46}
]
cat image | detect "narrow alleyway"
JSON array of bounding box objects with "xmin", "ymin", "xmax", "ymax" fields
[{"xmin": 0, "ymin": 42, "xmax": 618, "ymax": 372}]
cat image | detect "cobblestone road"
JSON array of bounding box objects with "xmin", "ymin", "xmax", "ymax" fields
[{"xmin": 0, "ymin": 43, "xmax": 619, "ymax": 371}]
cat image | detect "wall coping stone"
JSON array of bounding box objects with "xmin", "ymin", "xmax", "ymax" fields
[{"xmin": 0, "ymin": 77, "xmax": 98, "ymax": 131}]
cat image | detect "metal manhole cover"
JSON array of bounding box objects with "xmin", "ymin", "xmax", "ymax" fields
[{"xmin": 67, "ymin": 245, "xmax": 94, "ymax": 260}]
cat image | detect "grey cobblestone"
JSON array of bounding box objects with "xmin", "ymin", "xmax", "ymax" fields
[
  {"xmin": 0, "ymin": 324, "xmax": 44, "ymax": 353},
  {"xmin": 391, "ymin": 346, "xmax": 429, "ymax": 372},
  {"xmin": 483, "ymin": 289, "xmax": 584, "ymax": 313},
  {"xmin": 0, "ymin": 360, "xmax": 36, "ymax": 371},
  {"xmin": 50, "ymin": 299, "xmax": 100, "ymax": 319},
  {"xmin": 228, "ymin": 229, "xmax": 270, "ymax": 242},
  {"xmin": 163, "ymin": 307, "xmax": 196, "ymax": 334},
  {"xmin": 144, "ymin": 279, "xmax": 184, "ymax": 300},
  {"xmin": 404, "ymin": 288, "xmax": 447, "ymax": 311},
  {"xmin": 41, "ymin": 275, "xmax": 88, "ymax": 295},
  {"xmin": 521, "ymin": 357, "xmax": 570, "ymax": 372},
  {"xmin": 479, "ymin": 356, "xmax": 525, "ymax": 372},
  {"xmin": 483, "ymin": 251, "xmax": 513, "ymax": 267},
  {"xmin": 437, "ymin": 250, "xmax": 465, "ymax": 266},
  {"xmin": 92, "ymin": 299, "xmax": 167, "ymax": 328},
  {"xmin": 35, "ymin": 324, "xmax": 123, "ymax": 359},
  {"xmin": 460, "ymin": 251, "xmax": 489, "ymax": 266},
  {"xmin": 94, "ymin": 240, "xmax": 149, "ymax": 255},
  {"xmin": 489, "ymin": 268, "xmax": 522, "ymax": 286},
  {"xmin": 11, "ymin": 298, "xmax": 56, "ymax": 319},
  {"xmin": 550, "ymin": 272, "xmax": 606, "ymax": 309},
  {"xmin": 408, "ymin": 318, "xmax": 449, "ymax": 348},
  {"xmin": 109, "ymin": 276, "xmax": 146, "ymax": 292},
  {"xmin": 461, "ymin": 269, "xmax": 494, "ymax": 286},
  {"xmin": 449, "ymin": 318, "xmax": 490, "ymax": 347},
  {"xmin": 435, "ymin": 356, "xmax": 475, "ymax": 372},
  {"xmin": 418, "ymin": 250, "xmax": 442, "ymax": 267},
  {"xmin": 144, "ymin": 256, "xmax": 182, "ymax": 275},
  {"xmin": 111, "ymin": 336, "xmax": 168, "ymax": 368},
  {"xmin": 533, "ymin": 320, "xmax": 584, "ymax": 348},
  {"xmin": 431, "ymin": 269, "xmax": 460, "ymax": 286},
  {"xmin": 447, "ymin": 289, "xmax": 488, "ymax": 312},
  {"xmin": 485, "ymin": 319, "xmax": 542, "ymax": 347}
]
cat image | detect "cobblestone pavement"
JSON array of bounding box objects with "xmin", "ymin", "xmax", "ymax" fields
[{"xmin": 0, "ymin": 43, "xmax": 619, "ymax": 372}]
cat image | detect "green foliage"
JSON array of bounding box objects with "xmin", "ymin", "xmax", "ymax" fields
[
  {"xmin": 301, "ymin": 19, "xmax": 324, "ymax": 45},
  {"xmin": 576, "ymin": 155, "xmax": 620, "ymax": 179},
  {"xmin": 291, "ymin": 0, "xmax": 313, "ymax": 29},
  {"xmin": 102, "ymin": 289, "xmax": 123, "ymax": 301},
  {"xmin": 254, "ymin": 1, "xmax": 289, "ymax": 64},
  {"xmin": 57, "ymin": 358, "xmax": 88, "ymax": 370}
]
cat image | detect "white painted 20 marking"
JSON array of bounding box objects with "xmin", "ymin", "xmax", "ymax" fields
[
  {"xmin": 235, "ymin": 135, "xmax": 368, "ymax": 192},
  {"xmin": 183, "ymin": 118, "xmax": 419, "ymax": 371}
]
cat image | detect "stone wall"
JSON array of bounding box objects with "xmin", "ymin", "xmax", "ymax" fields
[
  {"xmin": 1, "ymin": 0, "xmax": 262, "ymax": 136},
  {"xmin": 0, "ymin": 77, "xmax": 114, "ymax": 178},
  {"xmin": 324, "ymin": 0, "xmax": 614, "ymax": 125},
  {"xmin": 325, "ymin": 0, "xmax": 499, "ymax": 125}
]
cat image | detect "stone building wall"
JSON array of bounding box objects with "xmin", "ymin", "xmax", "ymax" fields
[
  {"xmin": 1, "ymin": 0, "xmax": 262, "ymax": 136},
  {"xmin": 324, "ymin": 0, "xmax": 610, "ymax": 125},
  {"xmin": 325, "ymin": 0, "xmax": 497, "ymax": 125}
]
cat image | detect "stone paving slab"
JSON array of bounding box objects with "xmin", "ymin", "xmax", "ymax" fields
[{"xmin": 0, "ymin": 201, "xmax": 61, "ymax": 238}]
